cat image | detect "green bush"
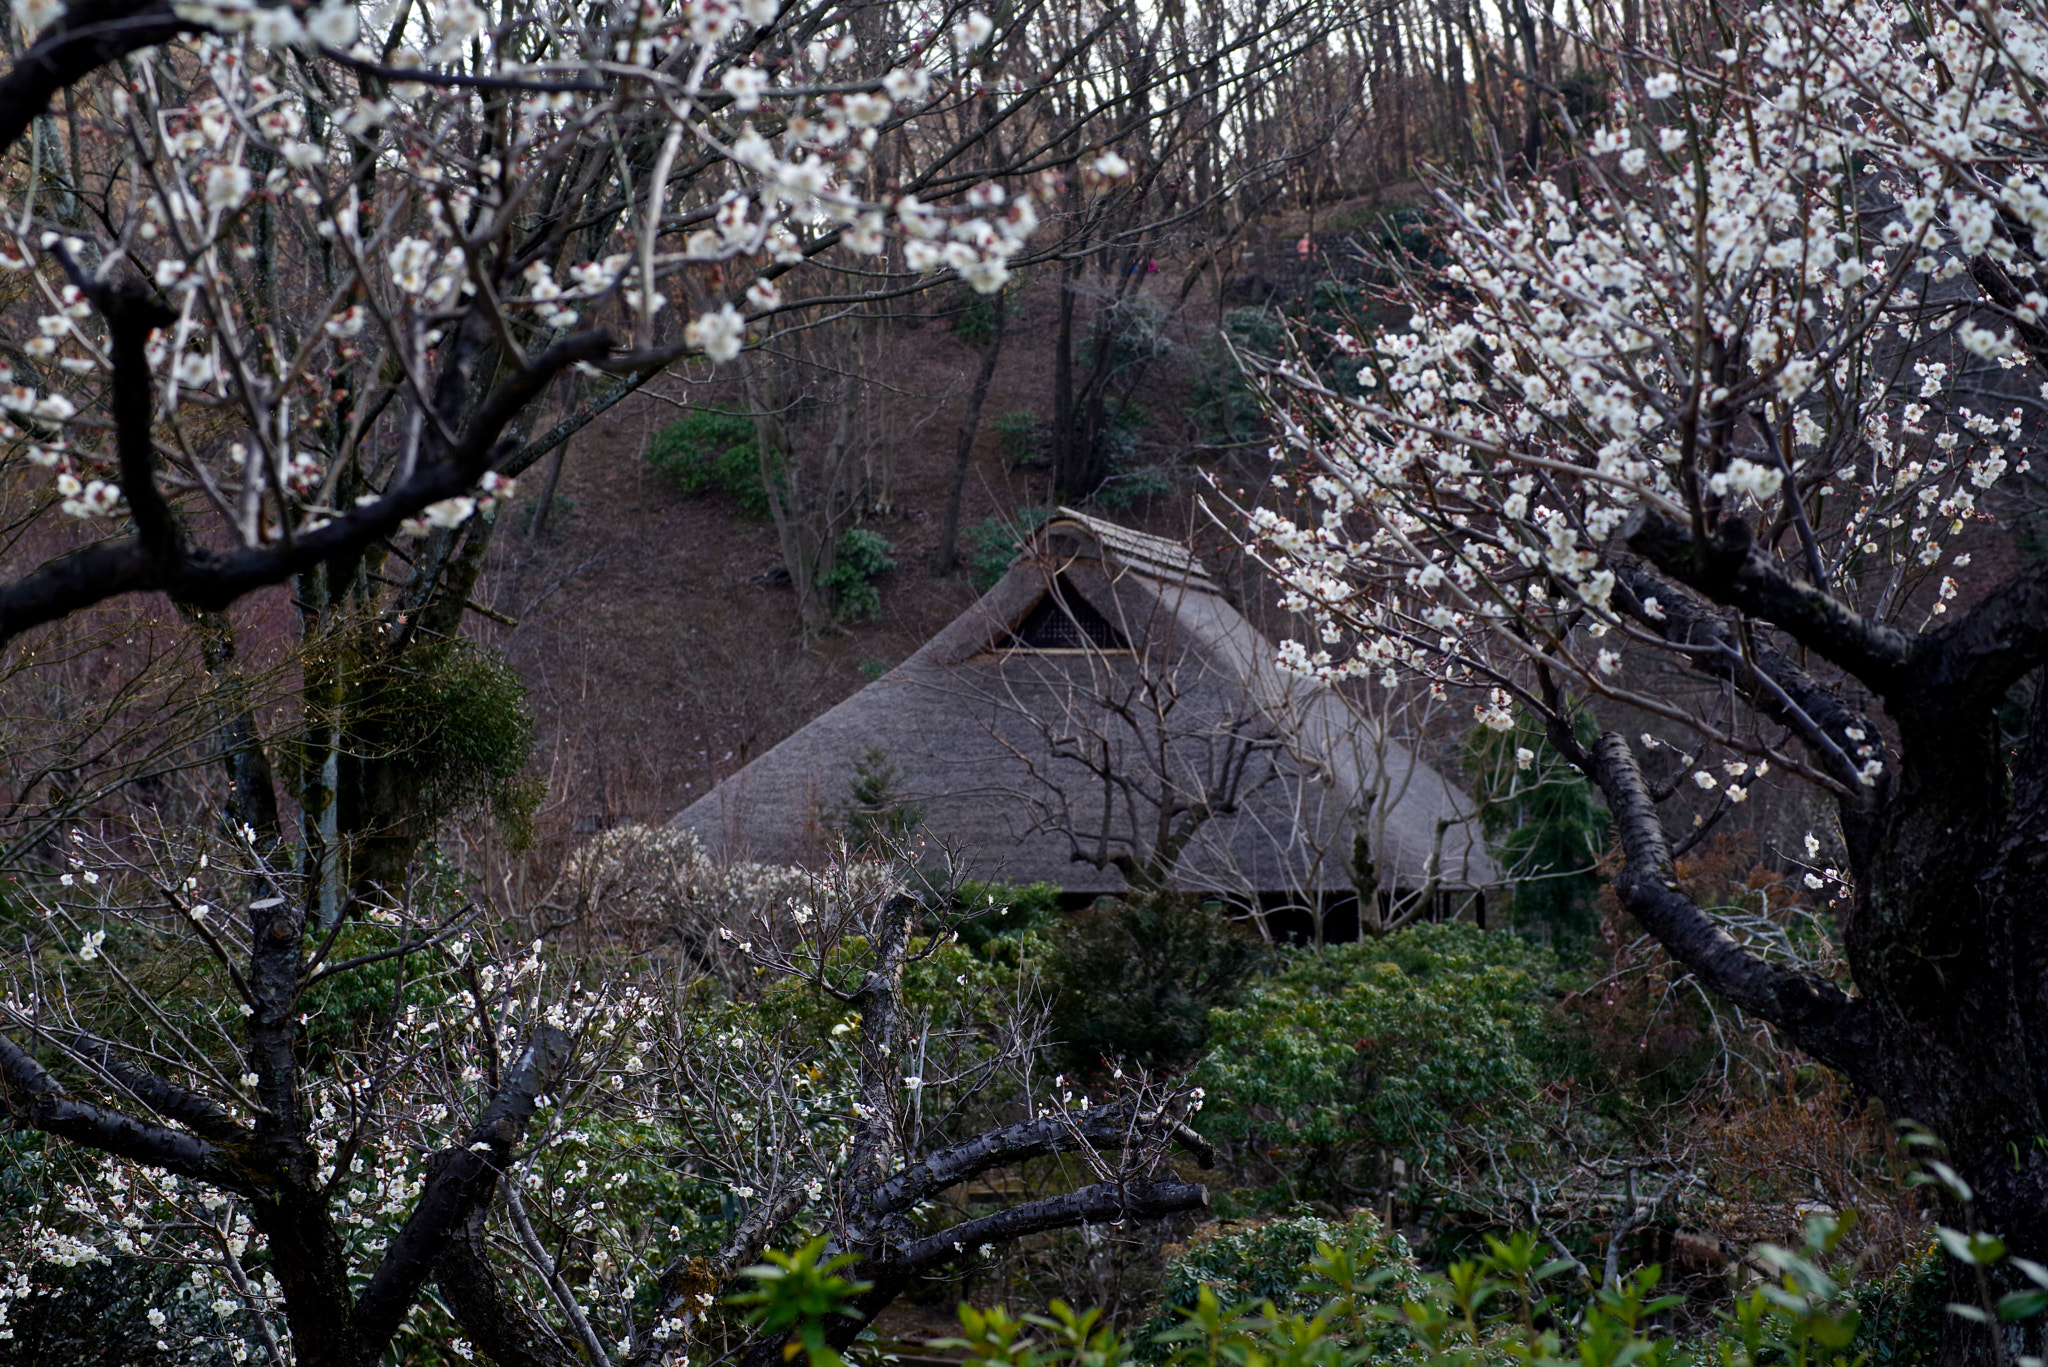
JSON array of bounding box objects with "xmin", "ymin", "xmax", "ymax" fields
[
  {"xmin": 1265, "ymin": 920, "xmax": 1573, "ymax": 999},
  {"xmin": 831, "ymin": 747, "xmax": 923, "ymax": 852},
  {"xmin": 1194, "ymin": 925, "xmax": 1568, "ymax": 1198},
  {"xmin": 953, "ymin": 282, "xmax": 1023, "ymax": 343},
  {"xmin": 1144, "ymin": 1208, "xmax": 1426, "ymax": 1356},
  {"xmin": 0, "ymin": 1255, "xmax": 246, "ymax": 1365},
  {"xmin": 964, "ymin": 508, "xmax": 1052, "ymax": 590},
  {"xmin": 995, "ymin": 410, "xmax": 1043, "ymax": 466},
  {"xmin": 647, "ymin": 408, "xmax": 775, "ymax": 517},
  {"xmin": 1848, "ymin": 1242, "xmax": 1945, "ymax": 1367},
  {"xmin": 944, "ymin": 879, "xmax": 1062, "ymax": 958},
  {"xmin": 1078, "ymin": 298, "xmax": 1171, "ymax": 377},
  {"xmin": 1089, "ymin": 404, "xmax": 1169, "ymax": 512},
  {"xmin": 922, "ymin": 1220, "xmax": 1882, "ymax": 1367},
  {"xmin": 298, "ymin": 914, "xmax": 463, "ymax": 1072},
  {"xmin": 377, "ymin": 637, "xmax": 540, "ymax": 842},
  {"xmin": 1189, "ymin": 309, "xmax": 1285, "ymax": 450},
  {"xmin": 819, "ymin": 528, "xmax": 897, "ymax": 621},
  {"xmin": 1047, "ymin": 893, "xmax": 1268, "ymax": 1075}
]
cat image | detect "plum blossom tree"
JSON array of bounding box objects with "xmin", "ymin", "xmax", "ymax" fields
[{"xmin": 1243, "ymin": 0, "xmax": 2048, "ymax": 1357}]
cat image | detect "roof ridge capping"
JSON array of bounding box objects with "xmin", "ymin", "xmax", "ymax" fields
[{"xmin": 1040, "ymin": 506, "xmax": 1220, "ymax": 591}]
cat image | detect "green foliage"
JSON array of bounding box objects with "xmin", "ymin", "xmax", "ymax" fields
[
  {"xmin": 948, "ymin": 1301, "xmax": 1128, "ymax": 1367},
  {"xmin": 297, "ymin": 910, "xmax": 461, "ymax": 1073},
  {"xmin": 966, "ymin": 507, "xmax": 1053, "ymax": 590},
  {"xmin": 1846, "ymin": 1244, "xmax": 1944, "ymax": 1367},
  {"xmin": 1079, "ymin": 298, "xmax": 1171, "ymax": 378},
  {"xmin": 742, "ymin": 931, "xmax": 1038, "ymax": 1174},
  {"xmin": 1090, "ymin": 404, "xmax": 1168, "ymax": 512},
  {"xmin": 924, "ymin": 1220, "xmax": 1883, "ymax": 1367},
  {"xmin": 1194, "ymin": 925, "xmax": 1568, "ymax": 1198},
  {"xmin": 1268, "ymin": 921, "xmax": 1574, "ymax": 999},
  {"xmin": 0, "ymin": 1134, "xmax": 257, "ymax": 1361},
  {"xmin": 647, "ymin": 408, "xmax": 776, "ymax": 517},
  {"xmin": 1465, "ymin": 715, "xmax": 1610, "ymax": 945},
  {"xmin": 996, "ymin": 410, "xmax": 1044, "ymax": 465},
  {"xmin": 954, "ymin": 281, "xmax": 1023, "ymax": 343},
  {"xmin": 0, "ymin": 1131, "xmax": 41, "ymax": 1225},
  {"xmin": 1142, "ymin": 1209, "xmax": 1427, "ymax": 1358},
  {"xmin": 1047, "ymin": 893, "xmax": 1268, "ymax": 1074},
  {"xmin": 374, "ymin": 638, "xmax": 539, "ymax": 842},
  {"xmin": 1189, "ymin": 309, "xmax": 1285, "ymax": 449},
  {"xmin": 731, "ymin": 1238, "xmax": 872, "ymax": 1367},
  {"xmin": 831, "ymin": 748, "xmax": 924, "ymax": 853},
  {"xmin": 819, "ymin": 528, "xmax": 897, "ymax": 621},
  {"xmin": 943, "ymin": 879, "xmax": 1062, "ymax": 958},
  {"xmin": 1222, "ymin": 307, "xmax": 1286, "ymax": 357},
  {"xmin": 1327, "ymin": 206, "xmax": 1441, "ymax": 267}
]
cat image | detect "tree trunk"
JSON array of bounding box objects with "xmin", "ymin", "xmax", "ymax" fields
[
  {"xmin": 527, "ymin": 438, "xmax": 569, "ymax": 542},
  {"xmin": 1574, "ymin": 539, "xmax": 2048, "ymax": 1367},
  {"xmin": 295, "ymin": 566, "xmax": 349, "ymax": 928},
  {"xmin": 935, "ymin": 292, "xmax": 1008, "ymax": 574},
  {"xmin": 1050, "ymin": 255, "xmax": 1083, "ymax": 500}
]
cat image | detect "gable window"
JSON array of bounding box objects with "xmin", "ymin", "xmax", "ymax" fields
[{"xmin": 1003, "ymin": 577, "xmax": 1129, "ymax": 651}]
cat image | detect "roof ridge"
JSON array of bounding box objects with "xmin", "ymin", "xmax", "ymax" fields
[{"xmin": 1042, "ymin": 506, "xmax": 1216, "ymax": 588}]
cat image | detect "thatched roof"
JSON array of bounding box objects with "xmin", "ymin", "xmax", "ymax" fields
[{"xmin": 672, "ymin": 509, "xmax": 1499, "ymax": 899}]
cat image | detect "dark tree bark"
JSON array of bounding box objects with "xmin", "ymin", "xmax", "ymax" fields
[{"xmin": 935, "ymin": 291, "xmax": 1008, "ymax": 574}]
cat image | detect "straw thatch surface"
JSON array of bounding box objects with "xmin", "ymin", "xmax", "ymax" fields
[{"xmin": 672, "ymin": 510, "xmax": 1499, "ymax": 897}]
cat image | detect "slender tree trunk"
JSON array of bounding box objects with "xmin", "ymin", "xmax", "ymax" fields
[
  {"xmin": 1050, "ymin": 256, "xmax": 1081, "ymax": 500},
  {"xmin": 1507, "ymin": 0, "xmax": 1545, "ymax": 169},
  {"xmin": 527, "ymin": 395, "xmax": 572, "ymax": 542},
  {"xmin": 295, "ymin": 566, "xmax": 348, "ymax": 928},
  {"xmin": 935, "ymin": 292, "xmax": 1008, "ymax": 574}
]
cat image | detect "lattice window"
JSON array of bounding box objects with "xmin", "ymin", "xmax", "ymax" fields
[{"xmin": 1005, "ymin": 579, "xmax": 1128, "ymax": 650}]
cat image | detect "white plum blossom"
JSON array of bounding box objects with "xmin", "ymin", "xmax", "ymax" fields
[
  {"xmin": 248, "ymin": 4, "xmax": 302, "ymax": 45},
  {"xmin": 881, "ymin": 66, "xmax": 929, "ymax": 102},
  {"xmin": 685, "ymin": 304, "xmax": 746, "ymax": 362},
  {"xmin": 845, "ymin": 92, "xmax": 891, "ymax": 127},
  {"xmin": 1708, "ymin": 458, "xmax": 1784, "ymax": 502},
  {"xmin": 1243, "ymin": 0, "xmax": 2036, "ymax": 817},
  {"xmin": 722, "ymin": 66, "xmax": 768, "ymax": 111},
  {"xmin": 423, "ymin": 496, "xmax": 477, "ymax": 529},
  {"xmin": 952, "ymin": 10, "xmax": 993, "ymax": 51},
  {"xmin": 305, "ymin": 0, "xmax": 356, "ymax": 45},
  {"xmin": 12, "ymin": 0, "xmax": 63, "ymax": 35},
  {"xmin": 203, "ymin": 164, "xmax": 252, "ymax": 213},
  {"xmin": 388, "ymin": 237, "xmax": 435, "ymax": 294}
]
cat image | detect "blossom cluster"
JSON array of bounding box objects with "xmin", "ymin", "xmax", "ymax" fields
[{"xmin": 1248, "ymin": 0, "xmax": 2038, "ymax": 789}]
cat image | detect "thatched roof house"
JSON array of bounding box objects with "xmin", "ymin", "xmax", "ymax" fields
[{"xmin": 672, "ymin": 510, "xmax": 1499, "ymax": 921}]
